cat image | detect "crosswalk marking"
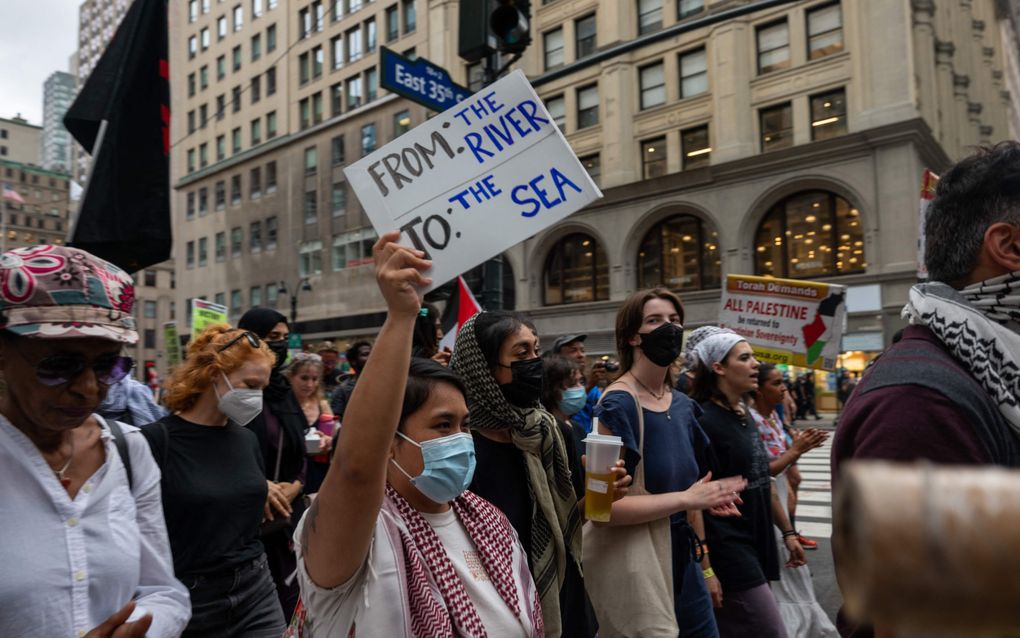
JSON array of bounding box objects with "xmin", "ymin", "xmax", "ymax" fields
[{"xmin": 789, "ymin": 440, "xmax": 834, "ymax": 539}]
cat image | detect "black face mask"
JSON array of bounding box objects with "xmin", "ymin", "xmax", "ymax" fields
[
  {"xmin": 267, "ymin": 339, "xmax": 289, "ymax": 370},
  {"xmin": 638, "ymin": 322, "xmax": 684, "ymax": 367},
  {"xmin": 499, "ymin": 357, "xmax": 544, "ymax": 408}
]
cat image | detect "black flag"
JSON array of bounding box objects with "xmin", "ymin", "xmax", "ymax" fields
[{"xmin": 64, "ymin": 0, "xmax": 171, "ymax": 273}]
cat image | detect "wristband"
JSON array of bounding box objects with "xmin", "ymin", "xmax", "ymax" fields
[
  {"xmin": 781, "ymin": 529, "xmax": 797, "ymax": 538},
  {"xmin": 702, "ymin": 567, "xmax": 715, "ymax": 579}
]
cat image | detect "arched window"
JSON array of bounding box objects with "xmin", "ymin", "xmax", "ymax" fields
[
  {"xmin": 754, "ymin": 190, "xmax": 864, "ymax": 278},
  {"xmin": 543, "ymin": 233, "xmax": 609, "ymax": 305},
  {"xmin": 637, "ymin": 215, "xmax": 721, "ymax": 291}
]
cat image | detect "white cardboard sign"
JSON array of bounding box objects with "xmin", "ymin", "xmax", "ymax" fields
[{"xmin": 344, "ymin": 70, "xmax": 603, "ymax": 292}]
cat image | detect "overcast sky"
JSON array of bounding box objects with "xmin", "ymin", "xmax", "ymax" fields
[{"xmin": 0, "ymin": 0, "xmax": 81, "ymax": 125}]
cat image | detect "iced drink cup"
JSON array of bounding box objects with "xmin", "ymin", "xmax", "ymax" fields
[{"xmin": 583, "ymin": 429, "xmax": 623, "ymax": 523}]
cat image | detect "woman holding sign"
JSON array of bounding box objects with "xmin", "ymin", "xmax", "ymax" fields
[
  {"xmin": 590, "ymin": 289, "xmax": 745, "ymax": 638},
  {"xmin": 450, "ymin": 311, "xmax": 631, "ymax": 637},
  {"xmin": 294, "ymin": 232, "xmax": 544, "ymax": 637}
]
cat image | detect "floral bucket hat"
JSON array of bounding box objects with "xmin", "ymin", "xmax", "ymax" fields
[{"xmin": 0, "ymin": 245, "xmax": 138, "ymax": 344}]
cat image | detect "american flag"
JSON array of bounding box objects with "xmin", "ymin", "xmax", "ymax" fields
[{"xmin": 1, "ymin": 183, "xmax": 25, "ymax": 204}]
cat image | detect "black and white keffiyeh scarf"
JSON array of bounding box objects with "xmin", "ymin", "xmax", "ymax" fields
[
  {"xmin": 903, "ymin": 272, "xmax": 1020, "ymax": 436},
  {"xmin": 450, "ymin": 313, "xmax": 582, "ymax": 638}
]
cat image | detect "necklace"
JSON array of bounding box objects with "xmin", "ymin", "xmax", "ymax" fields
[
  {"xmin": 632, "ymin": 376, "xmax": 671, "ymax": 419},
  {"xmin": 52, "ymin": 437, "xmax": 75, "ymax": 489}
]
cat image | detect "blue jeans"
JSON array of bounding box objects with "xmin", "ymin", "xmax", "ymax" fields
[
  {"xmin": 181, "ymin": 555, "xmax": 287, "ymax": 638},
  {"xmin": 673, "ymin": 521, "xmax": 720, "ymax": 638}
]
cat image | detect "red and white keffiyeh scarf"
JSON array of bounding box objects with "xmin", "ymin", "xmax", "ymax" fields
[{"xmin": 383, "ymin": 484, "xmax": 544, "ymax": 638}]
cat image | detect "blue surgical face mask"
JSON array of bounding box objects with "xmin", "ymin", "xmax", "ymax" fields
[
  {"xmin": 390, "ymin": 431, "xmax": 477, "ymax": 504},
  {"xmin": 559, "ymin": 385, "xmax": 587, "ymax": 416}
]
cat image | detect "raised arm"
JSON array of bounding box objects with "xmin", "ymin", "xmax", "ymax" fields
[{"xmin": 301, "ymin": 231, "xmax": 431, "ymax": 589}]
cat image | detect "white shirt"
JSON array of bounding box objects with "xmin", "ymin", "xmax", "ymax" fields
[
  {"xmin": 0, "ymin": 414, "xmax": 190, "ymax": 638},
  {"xmin": 294, "ymin": 506, "xmax": 534, "ymax": 638}
]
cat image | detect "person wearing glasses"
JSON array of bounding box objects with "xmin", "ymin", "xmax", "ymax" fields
[
  {"xmin": 0, "ymin": 245, "xmax": 190, "ymax": 638},
  {"xmin": 141, "ymin": 323, "xmax": 287, "ymax": 637}
]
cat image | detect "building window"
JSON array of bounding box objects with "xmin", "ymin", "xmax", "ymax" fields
[
  {"xmin": 233, "ymin": 4, "xmax": 243, "ymax": 31},
  {"xmin": 186, "ymin": 241, "xmax": 195, "ymax": 268},
  {"xmin": 808, "ymin": 3, "xmax": 843, "ymax": 60},
  {"xmin": 639, "ymin": 62, "xmax": 665, "ymax": 109},
  {"xmin": 755, "ymin": 190, "xmax": 865, "ymax": 278},
  {"xmin": 232, "ymin": 127, "xmax": 242, "ymax": 154},
  {"xmin": 810, "ymin": 88, "xmax": 847, "ymax": 140},
  {"xmin": 681, "ymin": 124, "xmax": 710, "ymax": 168},
  {"xmin": 189, "ymin": 36, "xmax": 197, "ymax": 59},
  {"xmin": 198, "ymin": 237, "xmax": 208, "ymax": 267},
  {"xmin": 251, "ymin": 118, "xmax": 261, "ymax": 145},
  {"xmin": 575, "ymin": 14, "xmax": 596, "ymax": 59},
  {"xmin": 760, "ymin": 102, "xmax": 793, "ymax": 151},
  {"xmin": 233, "ymin": 46, "xmax": 242, "ymax": 70},
  {"xmin": 216, "ymin": 94, "xmax": 225, "ymax": 120},
  {"xmin": 467, "ymin": 62, "xmax": 484, "ymax": 92},
  {"xmin": 230, "ymin": 289, "xmax": 243, "ymax": 314},
  {"xmin": 266, "ymin": 66, "xmax": 277, "ymax": 95},
  {"xmin": 190, "ymin": 0, "xmax": 198, "ymax": 22},
  {"xmin": 299, "ymin": 52, "xmax": 310, "ymax": 84},
  {"xmin": 266, "ymin": 283, "xmax": 278, "ymax": 305},
  {"xmin": 543, "ymin": 233, "xmax": 609, "ymax": 305},
  {"xmin": 215, "ymin": 180, "xmax": 226, "ymax": 210},
  {"xmin": 215, "ymin": 231, "xmax": 226, "ymax": 261},
  {"xmin": 332, "ymin": 228, "xmax": 377, "ymax": 270},
  {"xmin": 347, "ymin": 26, "xmax": 363, "ymax": 61},
  {"xmin": 637, "ymin": 0, "xmax": 662, "ymax": 34},
  {"xmin": 186, "ymin": 192, "xmax": 196, "ymax": 219},
  {"xmin": 250, "ymin": 166, "xmax": 262, "ymax": 197},
  {"xmin": 304, "ymin": 190, "xmax": 318, "ymax": 223},
  {"xmin": 393, "ymin": 110, "xmax": 411, "ymax": 137},
  {"xmin": 361, "ymin": 123, "xmax": 377, "ymax": 155},
  {"xmin": 300, "ymin": 97, "xmax": 311, "ymax": 129},
  {"xmin": 580, "ymin": 154, "xmax": 600, "ymax": 186},
  {"xmin": 232, "ymin": 85, "xmax": 242, "ymax": 112},
  {"xmin": 386, "ymin": 5, "xmax": 399, "ymax": 41},
  {"xmin": 187, "ymin": 110, "xmax": 196, "ymax": 134},
  {"xmin": 365, "ymin": 67, "xmax": 378, "ymax": 102},
  {"xmin": 679, "ymin": 47, "xmax": 707, "ymax": 98},
  {"xmin": 251, "ymin": 33, "xmax": 261, "ymax": 60},
  {"xmin": 217, "ymin": 15, "xmax": 227, "ymax": 38},
  {"xmin": 230, "ymin": 174, "xmax": 242, "ymax": 204},
  {"xmin": 313, "ymin": 45, "xmax": 324, "ymax": 78},
  {"xmin": 266, "ymin": 161, "xmax": 277, "ymax": 191},
  {"xmin": 331, "ymin": 36, "xmax": 343, "ymax": 69},
  {"xmin": 187, "ymin": 149, "xmax": 196, "ymax": 173},
  {"xmin": 216, "ymin": 55, "xmax": 226, "ymax": 80},
  {"xmin": 201, "ymin": 28, "xmax": 210, "ymax": 50},
  {"xmin": 266, "ymin": 110, "xmax": 277, "ymax": 138},
  {"xmin": 305, "ymin": 146, "xmax": 318, "ymax": 174},
  {"xmin": 642, "ymin": 137, "xmax": 667, "ymax": 179},
  {"xmin": 638, "ymin": 214, "xmax": 721, "ymax": 291},
  {"xmin": 231, "ymin": 226, "xmax": 243, "ymax": 255},
  {"xmin": 544, "ymin": 28, "xmax": 564, "ymax": 70},
  {"xmin": 215, "ymin": 293, "xmax": 226, "ymax": 307},
  {"xmin": 299, "ymin": 241, "xmax": 324, "ymax": 276},
  {"xmin": 545, "ymin": 95, "xmax": 565, "ymax": 130},
  {"xmin": 366, "ymin": 18, "xmax": 377, "ymax": 52},
  {"xmin": 267, "ymin": 23, "xmax": 277, "ymax": 51},
  {"xmin": 347, "ymin": 76, "xmax": 363, "ymax": 110},
  {"xmin": 299, "ymin": 6, "xmax": 311, "ymax": 38},
  {"xmin": 577, "ymin": 85, "xmax": 599, "ymax": 129},
  {"xmin": 757, "ymin": 20, "xmax": 790, "ymax": 74},
  {"xmin": 144, "ymin": 300, "xmax": 158, "ymax": 318},
  {"xmin": 330, "ymin": 82, "xmax": 343, "ymax": 116},
  {"xmin": 252, "ymin": 0, "xmax": 263, "ymax": 18},
  {"xmin": 198, "ymin": 188, "xmax": 208, "ymax": 214},
  {"xmin": 332, "ymin": 182, "xmax": 346, "ymax": 215},
  {"xmin": 266, "ymin": 216, "xmax": 278, "ymax": 248},
  {"xmin": 402, "ymin": 0, "xmax": 416, "ymax": 33},
  {"xmin": 250, "ymin": 221, "xmax": 262, "ymax": 252},
  {"xmin": 677, "ymin": 0, "xmax": 704, "ymax": 19},
  {"xmin": 250, "ymin": 286, "xmax": 263, "ymax": 307},
  {"xmin": 331, "ymin": 135, "xmax": 345, "ymax": 164},
  {"xmin": 144, "ymin": 329, "xmax": 156, "ymax": 349},
  {"xmin": 251, "ymin": 75, "xmax": 261, "ymax": 103},
  {"xmin": 145, "ymin": 270, "xmax": 158, "ymax": 287},
  {"xmin": 188, "ymin": 73, "xmax": 196, "ymax": 97}
]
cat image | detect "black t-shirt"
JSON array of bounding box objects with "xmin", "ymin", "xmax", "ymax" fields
[
  {"xmin": 697, "ymin": 401, "xmax": 779, "ymax": 592},
  {"xmin": 469, "ymin": 424, "xmax": 596, "ymax": 637},
  {"xmin": 141, "ymin": 414, "xmax": 268, "ymax": 576}
]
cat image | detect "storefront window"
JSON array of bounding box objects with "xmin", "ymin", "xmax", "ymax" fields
[
  {"xmin": 638, "ymin": 214, "xmax": 721, "ymax": 291},
  {"xmin": 754, "ymin": 190, "xmax": 864, "ymax": 278},
  {"xmin": 544, "ymin": 234, "xmax": 609, "ymax": 305}
]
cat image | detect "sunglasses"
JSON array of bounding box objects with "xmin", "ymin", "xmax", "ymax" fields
[
  {"xmin": 217, "ymin": 331, "xmax": 262, "ymax": 353},
  {"xmin": 32, "ymin": 353, "xmax": 135, "ymax": 387}
]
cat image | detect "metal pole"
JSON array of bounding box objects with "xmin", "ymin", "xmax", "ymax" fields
[{"xmin": 290, "ymin": 292, "xmax": 298, "ymax": 325}]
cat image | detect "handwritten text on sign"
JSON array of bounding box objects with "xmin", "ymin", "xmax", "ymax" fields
[
  {"xmin": 718, "ymin": 274, "xmax": 847, "ymax": 371},
  {"xmin": 344, "ymin": 70, "xmax": 602, "ymax": 293}
]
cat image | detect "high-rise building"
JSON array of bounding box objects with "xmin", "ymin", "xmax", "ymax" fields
[
  {"xmin": 0, "ymin": 115, "xmax": 42, "ymax": 165},
  {"xmin": 171, "ymin": 0, "xmax": 1020, "ymax": 404},
  {"xmin": 0, "ymin": 160, "xmax": 71, "ymax": 251},
  {"xmin": 41, "ymin": 71, "xmax": 77, "ymax": 172}
]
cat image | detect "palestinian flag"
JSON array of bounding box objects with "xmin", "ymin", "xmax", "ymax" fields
[
  {"xmin": 801, "ymin": 291, "xmax": 845, "ymax": 365},
  {"xmin": 438, "ymin": 276, "xmax": 482, "ymax": 353}
]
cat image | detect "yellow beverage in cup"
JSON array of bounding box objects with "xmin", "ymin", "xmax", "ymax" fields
[
  {"xmin": 585, "ymin": 471, "xmax": 616, "ymax": 522},
  {"xmin": 583, "ymin": 428, "xmax": 623, "ymax": 523}
]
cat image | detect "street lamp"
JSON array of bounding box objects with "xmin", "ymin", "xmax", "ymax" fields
[{"xmin": 278, "ymin": 277, "xmax": 312, "ymax": 325}]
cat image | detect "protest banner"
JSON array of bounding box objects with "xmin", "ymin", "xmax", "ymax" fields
[
  {"xmin": 917, "ymin": 169, "xmax": 939, "ymax": 280},
  {"xmin": 344, "ymin": 69, "xmax": 603, "ymax": 293},
  {"xmin": 163, "ymin": 322, "xmax": 181, "ymax": 366},
  {"xmin": 718, "ymin": 274, "xmax": 847, "ymax": 370},
  {"xmin": 190, "ymin": 298, "xmax": 228, "ymax": 339}
]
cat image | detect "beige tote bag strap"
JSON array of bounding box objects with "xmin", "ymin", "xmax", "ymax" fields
[{"xmin": 598, "ymin": 379, "xmax": 648, "ymax": 494}]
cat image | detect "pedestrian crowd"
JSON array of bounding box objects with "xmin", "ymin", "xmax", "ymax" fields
[{"xmin": 2, "ymin": 144, "xmax": 1019, "ymax": 638}]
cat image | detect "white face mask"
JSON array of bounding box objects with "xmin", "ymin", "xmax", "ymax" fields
[{"xmin": 215, "ymin": 373, "xmax": 263, "ymax": 426}]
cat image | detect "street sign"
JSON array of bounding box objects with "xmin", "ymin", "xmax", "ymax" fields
[
  {"xmin": 288, "ymin": 333, "xmax": 303, "ymax": 349},
  {"xmin": 380, "ymin": 46, "xmax": 471, "ymax": 113}
]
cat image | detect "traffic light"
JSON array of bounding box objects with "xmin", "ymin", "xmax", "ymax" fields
[
  {"xmin": 459, "ymin": 0, "xmax": 531, "ymax": 63},
  {"xmin": 490, "ymin": 0, "xmax": 531, "ymax": 54}
]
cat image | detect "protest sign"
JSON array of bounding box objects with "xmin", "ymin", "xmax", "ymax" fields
[
  {"xmin": 344, "ymin": 69, "xmax": 603, "ymax": 292},
  {"xmin": 718, "ymin": 274, "xmax": 847, "ymax": 370},
  {"xmin": 190, "ymin": 298, "xmax": 228, "ymax": 339},
  {"xmin": 164, "ymin": 322, "xmax": 181, "ymax": 366},
  {"xmin": 917, "ymin": 169, "xmax": 939, "ymax": 280}
]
